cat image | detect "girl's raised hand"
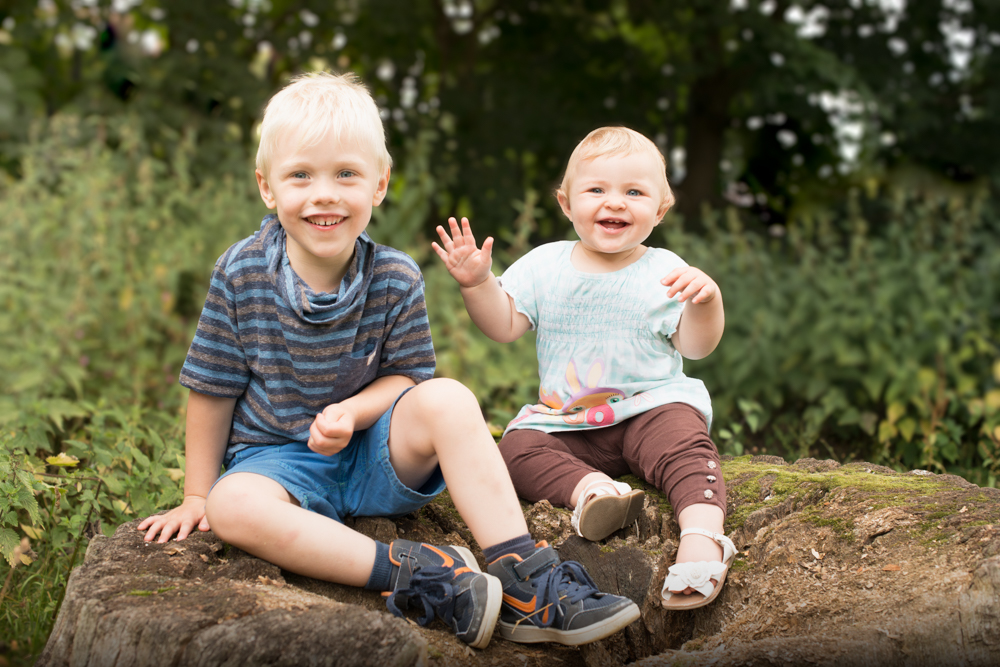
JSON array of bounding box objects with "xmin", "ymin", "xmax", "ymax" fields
[
  {"xmin": 432, "ymin": 217, "xmax": 495, "ymax": 288},
  {"xmin": 661, "ymin": 266, "xmax": 719, "ymax": 304}
]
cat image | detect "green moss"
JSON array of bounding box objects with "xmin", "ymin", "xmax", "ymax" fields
[
  {"xmin": 729, "ymin": 557, "xmax": 750, "ymax": 572},
  {"xmin": 802, "ymin": 512, "xmax": 855, "ymax": 541},
  {"xmin": 127, "ymin": 586, "xmax": 175, "ymax": 596}
]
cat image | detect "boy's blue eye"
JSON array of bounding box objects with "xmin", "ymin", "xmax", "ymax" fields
[
  {"xmin": 339, "ymin": 170, "xmax": 355, "ymax": 178},
  {"xmin": 292, "ymin": 172, "xmax": 308, "ymax": 179}
]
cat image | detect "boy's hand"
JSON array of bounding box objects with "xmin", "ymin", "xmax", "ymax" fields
[
  {"xmin": 432, "ymin": 217, "xmax": 495, "ymax": 288},
  {"xmin": 308, "ymin": 404, "xmax": 356, "ymax": 455},
  {"xmin": 137, "ymin": 495, "xmax": 210, "ymax": 543},
  {"xmin": 661, "ymin": 267, "xmax": 719, "ymax": 305}
]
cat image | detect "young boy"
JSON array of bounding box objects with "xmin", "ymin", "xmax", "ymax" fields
[
  {"xmin": 432, "ymin": 126, "xmax": 735, "ymax": 610},
  {"xmin": 138, "ymin": 73, "xmax": 639, "ymax": 648}
]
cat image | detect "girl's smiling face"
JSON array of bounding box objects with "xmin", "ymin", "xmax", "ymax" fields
[{"xmin": 557, "ymin": 150, "xmax": 670, "ymax": 271}]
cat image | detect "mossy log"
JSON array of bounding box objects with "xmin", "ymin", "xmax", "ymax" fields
[{"xmin": 38, "ymin": 456, "xmax": 1000, "ymax": 667}]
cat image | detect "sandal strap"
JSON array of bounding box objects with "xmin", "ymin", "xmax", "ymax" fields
[{"xmin": 678, "ymin": 528, "xmax": 736, "ymax": 563}]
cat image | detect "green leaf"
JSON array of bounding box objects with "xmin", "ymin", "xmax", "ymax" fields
[{"xmin": 0, "ymin": 526, "xmax": 19, "ymax": 566}]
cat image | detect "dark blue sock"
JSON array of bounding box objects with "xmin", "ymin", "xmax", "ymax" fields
[
  {"xmin": 483, "ymin": 533, "xmax": 535, "ymax": 563},
  {"xmin": 364, "ymin": 541, "xmax": 395, "ymax": 591}
]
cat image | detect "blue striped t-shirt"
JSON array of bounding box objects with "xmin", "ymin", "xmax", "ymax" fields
[{"xmin": 179, "ymin": 215, "xmax": 435, "ymax": 449}]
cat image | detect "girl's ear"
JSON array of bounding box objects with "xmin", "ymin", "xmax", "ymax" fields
[
  {"xmin": 556, "ymin": 190, "xmax": 573, "ymax": 220},
  {"xmin": 656, "ymin": 191, "xmax": 675, "ymax": 222},
  {"xmin": 256, "ymin": 169, "xmax": 277, "ymax": 209}
]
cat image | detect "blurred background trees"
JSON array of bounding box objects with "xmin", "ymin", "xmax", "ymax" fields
[
  {"xmin": 3, "ymin": 0, "xmax": 999, "ymax": 231},
  {"xmin": 1, "ymin": 3, "xmax": 999, "ymax": 663}
]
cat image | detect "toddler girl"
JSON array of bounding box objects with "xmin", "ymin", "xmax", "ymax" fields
[{"xmin": 432, "ymin": 127, "xmax": 734, "ymax": 609}]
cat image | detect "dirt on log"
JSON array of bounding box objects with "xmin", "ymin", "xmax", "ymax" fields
[{"xmin": 37, "ymin": 456, "xmax": 1000, "ymax": 667}]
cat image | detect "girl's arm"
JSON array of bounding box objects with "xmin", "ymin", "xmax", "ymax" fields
[
  {"xmin": 662, "ymin": 266, "xmax": 725, "ymax": 360},
  {"xmin": 460, "ymin": 276, "xmax": 532, "ymax": 343},
  {"xmin": 433, "ymin": 216, "xmax": 531, "ymax": 343}
]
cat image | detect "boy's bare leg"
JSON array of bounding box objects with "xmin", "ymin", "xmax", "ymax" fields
[
  {"xmin": 387, "ymin": 378, "xmax": 528, "ymax": 548},
  {"xmin": 673, "ymin": 502, "xmax": 725, "ymax": 594},
  {"xmin": 206, "ymin": 472, "xmax": 376, "ymax": 586}
]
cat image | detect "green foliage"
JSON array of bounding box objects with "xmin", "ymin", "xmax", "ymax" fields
[
  {"xmin": 2, "ymin": 115, "xmax": 999, "ymax": 664},
  {"xmin": 670, "ymin": 189, "xmax": 1000, "ymax": 484},
  {"xmin": 0, "ymin": 114, "xmax": 261, "ymax": 663}
]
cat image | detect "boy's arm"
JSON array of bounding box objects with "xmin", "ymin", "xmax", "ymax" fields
[
  {"xmin": 308, "ymin": 374, "xmax": 416, "ymax": 455},
  {"xmin": 432, "ymin": 216, "xmax": 531, "ymax": 343},
  {"xmin": 137, "ymin": 391, "xmax": 236, "ymax": 543},
  {"xmin": 662, "ymin": 266, "xmax": 725, "ymax": 360}
]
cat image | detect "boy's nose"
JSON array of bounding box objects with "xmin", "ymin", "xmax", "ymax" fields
[{"xmin": 311, "ymin": 183, "xmax": 341, "ymax": 204}]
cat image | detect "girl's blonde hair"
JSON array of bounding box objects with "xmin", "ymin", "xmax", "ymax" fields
[
  {"xmin": 256, "ymin": 71, "xmax": 392, "ymax": 178},
  {"xmin": 558, "ymin": 127, "xmax": 675, "ymax": 212}
]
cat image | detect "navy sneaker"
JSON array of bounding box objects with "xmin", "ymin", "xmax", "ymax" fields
[
  {"xmin": 384, "ymin": 540, "xmax": 502, "ymax": 649},
  {"xmin": 486, "ymin": 541, "xmax": 640, "ymax": 645}
]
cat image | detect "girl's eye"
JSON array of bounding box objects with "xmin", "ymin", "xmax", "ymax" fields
[
  {"xmin": 589, "ymin": 187, "xmax": 604, "ymax": 194},
  {"xmin": 627, "ymin": 189, "xmax": 641, "ymax": 197}
]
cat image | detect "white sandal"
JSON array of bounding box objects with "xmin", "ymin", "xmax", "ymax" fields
[
  {"xmin": 660, "ymin": 528, "xmax": 736, "ymax": 610},
  {"xmin": 571, "ymin": 480, "xmax": 645, "ymax": 542}
]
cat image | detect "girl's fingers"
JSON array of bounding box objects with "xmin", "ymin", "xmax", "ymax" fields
[
  {"xmin": 435, "ymin": 225, "xmax": 454, "ymax": 248},
  {"xmin": 461, "ymin": 218, "xmax": 478, "ymax": 247},
  {"xmin": 430, "ymin": 242, "xmax": 450, "ymax": 263},
  {"xmin": 481, "ymin": 236, "xmax": 494, "ymax": 258},
  {"xmin": 448, "ymin": 217, "xmax": 463, "ymax": 243}
]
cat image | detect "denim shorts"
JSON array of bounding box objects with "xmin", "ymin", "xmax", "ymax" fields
[{"xmin": 212, "ymin": 388, "xmax": 445, "ymax": 523}]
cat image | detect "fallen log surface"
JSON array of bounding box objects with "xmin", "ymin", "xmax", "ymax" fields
[{"xmin": 37, "ymin": 456, "xmax": 1000, "ymax": 667}]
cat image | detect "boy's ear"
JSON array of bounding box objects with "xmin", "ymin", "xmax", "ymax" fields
[
  {"xmin": 556, "ymin": 190, "xmax": 573, "ymax": 220},
  {"xmin": 372, "ymin": 166, "xmax": 391, "ymax": 207},
  {"xmin": 256, "ymin": 169, "xmax": 277, "ymax": 209}
]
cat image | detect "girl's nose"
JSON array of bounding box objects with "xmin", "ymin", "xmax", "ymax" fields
[{"xmin": 604, "ymin": 194, "xmax": 626, "ymax": 209}]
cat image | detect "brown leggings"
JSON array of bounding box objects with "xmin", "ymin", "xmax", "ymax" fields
[{"xmin": 499, "ymin": 403, "xmax": 726, "ymax": 519}]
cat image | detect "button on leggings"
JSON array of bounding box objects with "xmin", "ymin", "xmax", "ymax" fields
[{"xmin": 499, "ymin": 403, "xmax": 726, "ymax": 519}]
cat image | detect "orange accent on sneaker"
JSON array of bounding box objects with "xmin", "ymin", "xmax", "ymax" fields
[
  {"xmin": 542, "ymin": 606, "xmax": 549, "ymax": 625},
  {"xmin": 503, "ymin": 593, "xmax": 538, "ymax": 613},
  {"xmin": 453, "ymin": 566, "xmax": 473, "ymax": 576},
  {"xmin": 488, "ymin": 552, "xmax": 523, "ymax": 565},
  {"xmin": 535, "ymin": 540, "xmax": 549, "ymax": 548},
  {"xmin": 423, "ymin": 544, "xmax": 455, "ymax": 568}
]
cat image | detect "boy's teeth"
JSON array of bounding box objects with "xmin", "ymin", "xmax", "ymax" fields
[{"xmin": 310, "ymin": 217, "xmax": 342, "ymax": 226}]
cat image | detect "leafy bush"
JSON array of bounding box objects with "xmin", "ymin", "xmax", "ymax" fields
[
  {"xmin": 668, "ymin": 192, "xmax": 1000, "ymax": 485},
  {"xmin": 2, "ymin": 116, "xmax": 999, "ymax": 664}
]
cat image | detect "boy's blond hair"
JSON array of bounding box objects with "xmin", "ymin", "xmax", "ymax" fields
[
  {"xmin": 558, "ymin": 127, "xmax": 675, "ymax": 213},
  {"xmin": 256, "ymin": 71, "xmax": 392, "ymax": 179}
]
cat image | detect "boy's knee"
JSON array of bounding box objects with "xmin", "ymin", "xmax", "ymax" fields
[
  {"xmin": 408, "ymin": 378, "xmax": 479, "ymax": 417},
  {"xmin": 205, "ymin": 478, "xmax": 256, "ymax": 540}
]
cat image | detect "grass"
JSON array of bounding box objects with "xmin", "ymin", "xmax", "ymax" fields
[{"xmin": 1, "ymin": 551, "xmax": 74, "ymax": 667}]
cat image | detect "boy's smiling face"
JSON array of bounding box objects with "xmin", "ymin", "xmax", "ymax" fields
[
  {"xmin": 256, "ymin": 127, "xmax": 389, "ymax": 292},
  {"xmin": 558, "ymin": 150, "xmax": 669, "ymax": 268}
]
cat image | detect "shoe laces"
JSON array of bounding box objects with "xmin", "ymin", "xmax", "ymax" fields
[
  {"xmin": 386, "ymin": 565, "xmax": 457, "ymax": 627},
  {"xmin": 531, "ymin": 560, "xmax": 600, "ymax": 627}
]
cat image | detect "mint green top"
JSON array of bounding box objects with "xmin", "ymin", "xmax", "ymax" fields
[{"xmin": 498, "ymin": 241, "xmax": 712, "ymax": 435}]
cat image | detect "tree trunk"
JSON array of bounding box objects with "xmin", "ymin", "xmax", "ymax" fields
[
  {"xmin": 39, "ymin": 456, "xmax": 1000, "ymax": 667},
  {"xmin": 676, "ymin": 69, "xmax": 737, "ymax": 229}
]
